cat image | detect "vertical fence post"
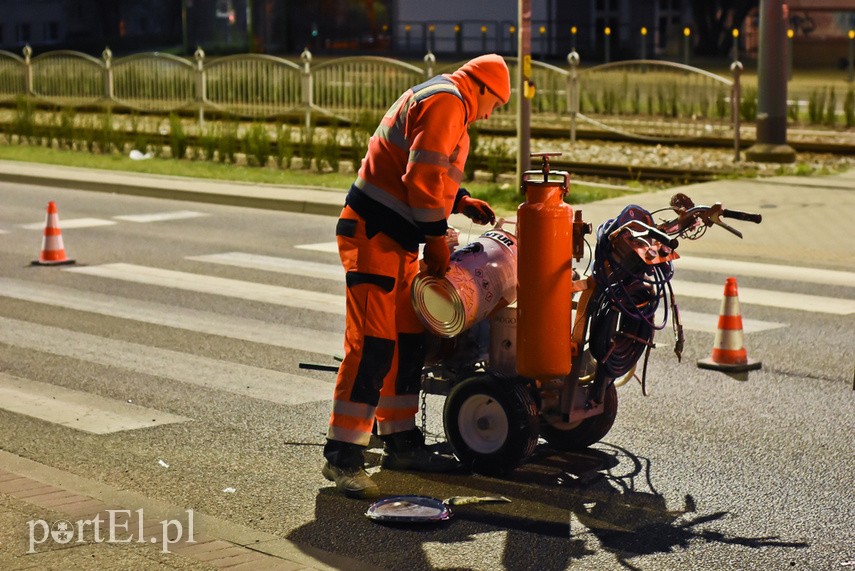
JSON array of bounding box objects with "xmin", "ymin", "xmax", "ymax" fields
[
  {"xmin": 428, "ymin": 24, "xmax": 435, "ymax": 54},
  {"xmin": 423, "ymin": 51, "xmax": 435, "ymax": 80},
  {"xmin": 570, "ymin": 26, "xmax": 577, "ymax": 53},
  {"xmin": 731, "ymin": 60, "xmax": 743, "ymax": 162},
  {"xmin": 481, "ymin": 25, "xmax": 488, "ymax": 53},
  {"xmin": 539, "ymin": 25, "xmax": 547, "ymax": 59},
  {"xmin": 23, "ymin": 45, "xmax": 33, "ymax": 97},
  {"xmin": 567, "ymin": 51, "xmax": 580, "ymax": 144},
  {"xmin": 102, "ymin": 47, "xmax": 114, "ymax": 103},
  {"xmin": 195, "ymin": 47, "xmax": 206, "ymax": 126},
  {"xmin": 301, "ymin": 48, "xmax": 313, "ymax": 132}
]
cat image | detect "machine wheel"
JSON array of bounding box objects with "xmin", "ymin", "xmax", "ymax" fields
[
  {"xmin": 539, "ymin": 382, "xmax": 618, "ymax": 451},
  {"xmin": 443, "ymin": 375, "xmax": 539, "ymax": 476}
]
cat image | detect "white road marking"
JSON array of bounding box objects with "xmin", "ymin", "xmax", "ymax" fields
[
  {"xmin": 295, "ymin": 242, "xmax": 338, "ymax": 254},
  {"xmin": 0, "ymin": 277, "xmax": 342, "ymax": 356},
  {"xmin": 114, "ymin": 211, "xmax": 209, "ymax": 223},
  {"xmin": 188, "ymin": 252, "xmax": 344, "ymax": 281},
  {"xmin": 64, "ymin": 263, "xmax": 346, "ymax": 315},
  {"xmin": 0, "ymin": 317, "xmax": 335, "ymax": 406},
  {"xmin": 677, "ymin": 310, "xmax": 787, "ymax": 333},
  {"xmin": 19, "ymin": 218, "xmax": 117, "ymax": 230},
  {"xmin": 0, "ymin": 372, "xmax": 189, "ymax": 434},
  {"xmin": 675, "ymin": 256, "xmax": 855, "ymax": 288},
  {"xmin": 672, "ymin": 280, "xmax": 855, "ymax": 315}
]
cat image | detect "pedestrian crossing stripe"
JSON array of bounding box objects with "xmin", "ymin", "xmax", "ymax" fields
[
  {"xmin": 675, "ymin": 256, "xmax": 855, "ymax": 289},
  {"xmin": 113, "ymin": 211, "xmax": 209, "ymax": 223},
  {"xmin": 64, "ymin": 263, "xmax": 346, "ymax": 316},
  {"xmin": 0, "ymin": 372, "xmax": 190, "ymax": 434},
  {"xmin": 19, "ymin": 218, "xmax": 117, "ymax": 230},
  {"xmin": 0, "ymin": 277, "xmax": 343, "ymax": 356},
  {"xmin": 0, "ymin": 316, "xmax": 335, "ymax": 407},
  {"xmin": 677, "ymin": 310, "xmax": 786, "ymax": 333},
  {"xmin": 294, "ymin": 242, "xmax": 338, "ymax": 254},
  {"xmin": 671, "ymin": 280, "xmax": 855, "ymax": 316},
  {"xmin": 187, "ymin": 252, "xmax": 344, "ymax": 281}
]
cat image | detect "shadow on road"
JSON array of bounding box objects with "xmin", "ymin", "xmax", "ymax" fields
[{"xmin": 287, "ymin": 442, "xmax": 809, "ymax": 571}]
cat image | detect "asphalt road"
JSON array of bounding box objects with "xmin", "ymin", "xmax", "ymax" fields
[{"xmin": 0, "ymin": 181, "xmax": 852, "ymax": 570}]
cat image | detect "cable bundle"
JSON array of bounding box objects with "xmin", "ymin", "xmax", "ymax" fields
[{"xmin": 589, "ymin": 205, "xmax": 675, "ymax": 379}]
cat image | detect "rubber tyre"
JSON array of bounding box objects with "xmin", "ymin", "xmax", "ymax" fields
[
  {"xmin": 539, "ymin": 382, "xmax": 618, "ymax": 451},
  {"xmin": 443, "ymin": 375, "xmax": 539, "ymax": 476}
]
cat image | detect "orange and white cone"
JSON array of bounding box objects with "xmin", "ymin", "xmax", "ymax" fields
[
  {"xmin": 697, "ymin": 277, "xmax": 761, "ymax": 372},
  {"xmin": 31, "ymin": 201, "xmax": 76, "ymax": 266}
]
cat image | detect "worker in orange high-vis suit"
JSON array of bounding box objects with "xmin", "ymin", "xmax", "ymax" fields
[{"xmin": 322, "ymin": 54, "xmax": 511, "ymax": 498}]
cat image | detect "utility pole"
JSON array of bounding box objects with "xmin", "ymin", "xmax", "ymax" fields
[
  {"xmin": 181, "ymin": 0, "xmax": 189, "ymax": 55},
  {"xmin": 246, "ymin": 0, "xmax": 255, "ymax": 52},
  {"xmin": 517, "ymin": 0, "xmax": 532, "ymax": 185},
  {"xmin": 745, "ymin": 0, "xmax": 796, "ymax": 163}
]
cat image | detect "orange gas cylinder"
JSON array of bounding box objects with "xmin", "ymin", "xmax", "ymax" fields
[{"xmin": 516, "ymin": 153, "xmax": 574, "ymax": 378}]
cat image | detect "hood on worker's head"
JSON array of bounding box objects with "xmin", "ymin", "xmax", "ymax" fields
[{"xmin": 456, "ymin": 54, "xmax": 511, "ymax": 105}]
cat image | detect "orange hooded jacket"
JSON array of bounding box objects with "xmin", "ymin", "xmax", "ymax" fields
[{"xmin": 344, "ymin": 55, "xmax": 510, "ymax": 252}]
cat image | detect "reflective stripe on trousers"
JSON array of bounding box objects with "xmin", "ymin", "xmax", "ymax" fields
[{"xmin": 327, "ymin": 205, "xmax": 427, "ymax": 445}]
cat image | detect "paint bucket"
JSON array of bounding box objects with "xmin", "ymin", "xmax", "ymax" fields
[{"xmin": 412, "ymin": 225, "xmax": 517, "ymax": 338}]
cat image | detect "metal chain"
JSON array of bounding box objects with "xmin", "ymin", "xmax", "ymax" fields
[{"xmin": 420, "ymin": 390, "xmax": 428, "ymax": 439}]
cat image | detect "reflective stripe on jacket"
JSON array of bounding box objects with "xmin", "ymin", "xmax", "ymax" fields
[{"xmin": 346, "ymin": 75, "xmax": 474, "ymax": 250}]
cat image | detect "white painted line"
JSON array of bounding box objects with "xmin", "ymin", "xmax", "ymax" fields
[
  {"xmin": 114, "ymin": 211, "xmax": 209, "ymax": 223},
  {"xmin": 188, "ymin": 252, "xmax": 344, "ymax": 281},
  {"xmin": 64, "ymin": 263, "xmax": 346, "ymax": 315},
  {"xmin": 295, "ymin": 242, "xmax": 338, "ymax": 254},
  {"xmin": 19, "ymin": 218, "xmax": 117, "ymax": 230},
  {"xmin": 0, "ymin": 317, "xmax": 335, "ymax": 406},
  {"xmin": 0, "ymin": 229, "xmax": 8, "ymax": 234},
  {"xmin": 0, "ymin": 372, "xmax": 189, "ymax": 434},
  {"xmin": 676, "ymin": 256, "xmax": 855, "ymax": 288},
  {"xmin": 677, "ymin": 310, "xmax": 787, "ymax": 334},
  {"xmin": 0, "ymin": 278, "xmax": 343, "ymax": 356},
  {"xmin": 672, "ymin": 280, "xmax": 855, "ymax": 315}
]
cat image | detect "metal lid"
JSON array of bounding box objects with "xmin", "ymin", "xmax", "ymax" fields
[
  {"xmin": 365, "ymin": 495, "xmax": 452, "ymax": 523},
  {"xmin": 411, "ymin": 274, "xmax": 466, "ymax": 338}
]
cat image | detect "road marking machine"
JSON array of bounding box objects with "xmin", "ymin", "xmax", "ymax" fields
[{"xmin": 411, "ymin": 152, "xmax": 762, "ymax": 475}]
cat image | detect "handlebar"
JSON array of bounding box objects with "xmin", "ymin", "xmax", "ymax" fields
[
  {"xmin": 660, "ymin": 193, "xmax": 763, "ymax": 240},
  {"xmin": 609, "ymin": 220, "xmax": 679, "ymax": 250},
  {"xmin": 722, "ymin": 209, "xmax": 763, "ymax": 224}
]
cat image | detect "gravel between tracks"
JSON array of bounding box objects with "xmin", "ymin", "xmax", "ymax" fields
[{"xmin": 525, "ymin": 137, "xmax": 855, "ymax": 188}]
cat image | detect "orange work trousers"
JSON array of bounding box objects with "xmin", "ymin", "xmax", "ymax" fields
[{"xmin": 327, "ymin": 206, "xmax": 426, "ymax": 447}]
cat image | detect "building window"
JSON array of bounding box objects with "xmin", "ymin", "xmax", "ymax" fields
[
  {"xmin": 45, "ymin": 21, "xmax": 59, "ymax": 43},
  {"xmin": 16, "ymin": 23, "xmax": 31, "ymax": 44}
]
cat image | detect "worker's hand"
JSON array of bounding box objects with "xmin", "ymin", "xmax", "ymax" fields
[
  {"xmin": 423, "ymin": 235, "xmax": 451, "ymax": 278},
  {"xmin": 458, "ymin": 195, "xmax": 496, "ymax": 225}
]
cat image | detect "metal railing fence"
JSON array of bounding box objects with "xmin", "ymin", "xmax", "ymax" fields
[{"xmin": 0, "ymin": 45, "xmax": 744, "ymax": 146}]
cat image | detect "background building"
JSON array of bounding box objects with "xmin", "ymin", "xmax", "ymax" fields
[{"xmin": 0, "ymin": 0, "xmax": 851, "ymax": 66}]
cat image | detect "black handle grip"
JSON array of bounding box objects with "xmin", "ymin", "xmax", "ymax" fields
[
  {"xmin": 722, "ymin": 209, "xmax": 762, "ymax": 224},
  {"xmin": 648, "ymin": 227, "xmax": 680, "ymax": 250}
]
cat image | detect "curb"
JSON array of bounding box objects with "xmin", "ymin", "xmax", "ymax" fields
[
  {"xmin": 0, "ymin": 449, "xmax": 382, "ymax": 571},
  {"xmin": 0, "ymin": 160, "xmax": 346, "ymax": 217}
]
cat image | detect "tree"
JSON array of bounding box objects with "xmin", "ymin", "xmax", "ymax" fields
[{"xmin": 689, "ymin": 0, "xmax": 759, "ymax": 56}]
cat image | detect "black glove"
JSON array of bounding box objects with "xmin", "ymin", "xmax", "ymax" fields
[{"xmin": 457, "ymin": 195, "xmax": 496, "ymax": 225}]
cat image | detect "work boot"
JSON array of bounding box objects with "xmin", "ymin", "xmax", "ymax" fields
[
  {"xmin": 322, "ymin": 462, "xmax": 380, "ymax": 499},
  {"xmin": 380, "ymin": 429, "xmax": 460, "ymax": 473}
]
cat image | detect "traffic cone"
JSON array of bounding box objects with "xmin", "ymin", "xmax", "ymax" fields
[
  {"xmin": 697, "ymin": 277, "xmax": 761, "ymax": 372},
  {"xmin": 31, "ymin": 201, "xmax": 76, "ymax": 266}
]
